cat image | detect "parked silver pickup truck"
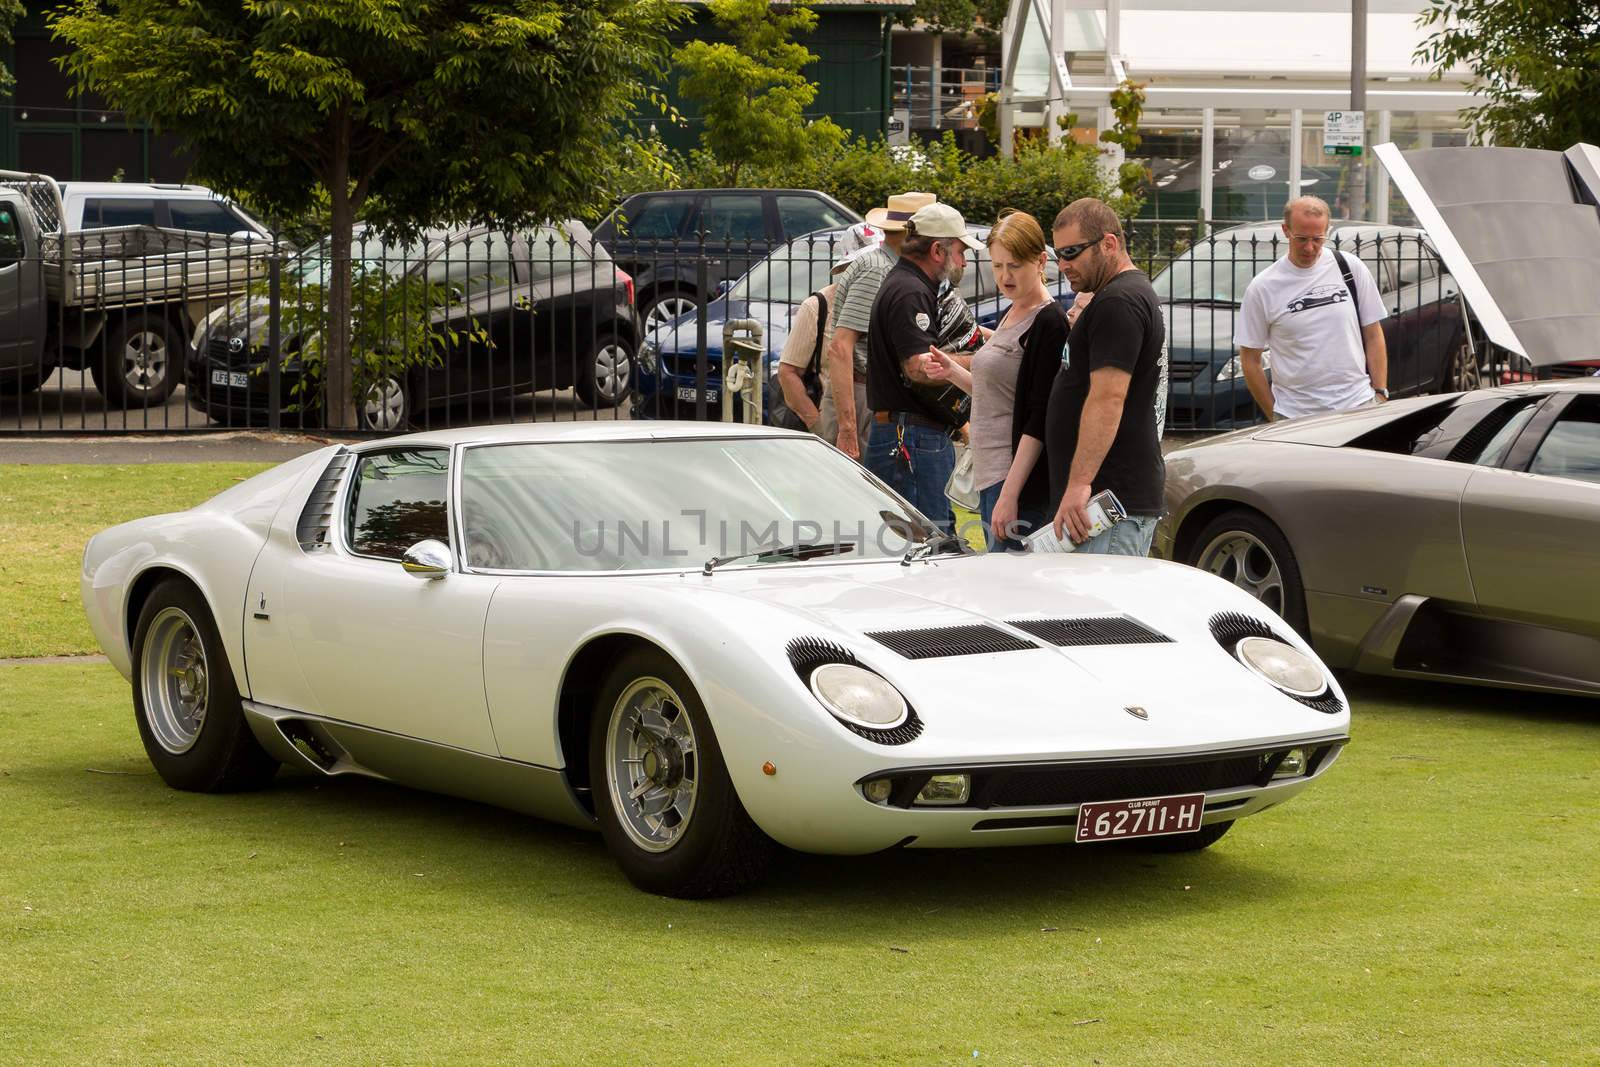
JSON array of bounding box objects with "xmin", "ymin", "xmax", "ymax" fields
[{"xmin": 0, "ymin": 172, "xmax": 276, "ymax": 407}]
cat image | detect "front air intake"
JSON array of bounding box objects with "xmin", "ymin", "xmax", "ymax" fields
[
  {"xmin": 1009, "ymin": 616, "xmax": 1172, "ymax": 646},
  {"xmin": 864, "ymin": 624, "xmax": 1038, "ymax": 659}
]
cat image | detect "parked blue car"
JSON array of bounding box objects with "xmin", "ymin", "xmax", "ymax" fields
[{"xmin": 630, "ymin": 227, "xmax": 1074, "ymax": 423}]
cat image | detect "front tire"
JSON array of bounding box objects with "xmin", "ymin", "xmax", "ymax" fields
[
  {"xmin": 132, "ymin": 579, "xmax": 278, "ymax": 792},
  {"xmin": 575, "ymin": 338, "xmax": 634, "ymax": 407},
  {"xmin": 1188, "ymin": 508, "xmax": 1309, "ymax": 636},
  {"xmin": 589, "ymin": 647, "xmax": 773, "ymax": 897},
  {"xmin": 1444, "ymin": 339, "xmax": 1482, "ymax": 393}
]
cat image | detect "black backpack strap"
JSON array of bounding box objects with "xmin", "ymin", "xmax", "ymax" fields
[
  {"xmin": 808, "ymin": 290, "xmax": 828, "ymax": 375},
  {"xmin": 1331, "ymin": 249, "xmax": 1363, "ymax": 325}
]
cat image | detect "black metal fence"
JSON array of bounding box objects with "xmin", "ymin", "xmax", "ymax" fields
[{"xmin": 0, "ymin": 217, "xmax": 1558, "ymax": 437}]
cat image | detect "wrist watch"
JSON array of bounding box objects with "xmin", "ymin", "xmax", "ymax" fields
[{"xmin": 1374, "ymin": 387, "xmax": 1390, "ymax": 399}]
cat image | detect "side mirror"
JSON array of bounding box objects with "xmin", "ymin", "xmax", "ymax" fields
[
  {"xmin": 716, "ymin": 279, "xmax": 734, "ymax": 296},
  {"xmin": 401, "ymin": 539, "xmax": 452, "ymax": 580}
]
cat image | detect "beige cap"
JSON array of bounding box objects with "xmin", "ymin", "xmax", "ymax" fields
[
  {"xmin": 907, "ymin": 203, "xmax": 983, "ymax": 251},
  {"xmin": 864, "ymin": 191, "xmax": 936, "ymax": 232}
]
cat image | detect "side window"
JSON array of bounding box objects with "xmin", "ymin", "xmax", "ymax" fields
[
  {"xmin": 426, "ymin": 233, "xmax": 515, "ymax": 295},
  {"xmin": 622, "ymin": 196, "xmax": 692, "ymax": 241},
  {"xmin": 347, "ymin": 448, "xmax": 451, "ymax": 560},
  {"xmin": 1391, "ymin": 237, "xmax": 1438, "ymax": 287},
  {"xmin": 168, "ymin": 199, "xmax": 244, "ymax": 235},
  {"xmin": 776, "ymin": 195, "xmax": 852, "ymax": 240},
  {"xmin": 83, "ymin": 198, "xmax": 157, "ymax": 228},
  {"xmin": 0, "ymin": 205, "xmax": 21, "ymax": 268},
  {"xmin": 523, "ymin": 226, "xmax": 594, "ymax": 282},
  {"xmin": 1529, "ymin": 396, "xmax": 1600, "ymax": 485},
  {"xmin": 701, "ymin": 194, "xmax": 767, "ymax": 243}
]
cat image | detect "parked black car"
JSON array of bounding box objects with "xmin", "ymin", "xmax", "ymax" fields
[
  {"xmin": 592, "ymin": 188, "xmax": 861, "ymax": 344},
  {"xmin": 189, "ymin": 221, "xmax": 639, "ymax": 430}
]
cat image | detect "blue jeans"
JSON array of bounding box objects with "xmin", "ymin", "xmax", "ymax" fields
[
  {"xmin": 1075, "ymin": 514, "xmax": 1159, "ymax": 556},
  {"xmin": 866, "ymin": 420, "xmax": 955, "ymax": 532},
  {"xmin": 977, "ymin": 481, "xmax": 1046, "ymax": 552}
]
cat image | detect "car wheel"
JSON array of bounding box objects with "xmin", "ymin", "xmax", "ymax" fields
[
  {"xmin": 1129, "ymin": 820, "xmax": 1233, "ymax": 853},
  {"xmin": 590, "ymin": 647, "xmax": 773, "ymax": 898},
  {"xmin": 642, "ymin": 291, "xmax": 697, "ymax": 343},
  {"xmin": 575, "ymin": 339, "xmax": 634, "ymax": 407},
  {"xmin": 1188, "ymin": 508, "xmax": 1309, "ymax": 636},
  {"xmin": 92, "ymin": 314, "xmax": 180, "ymax": 407},
  {"xmin": 359, "ymin": 374, "xmax": 409, "ymax": 431},
  {"xmin": 1445, "ymin": 340, "xmax": 1482, "ymax": 392},
  {"xmin": 132, "ymin": 578, "xmax": 278, "ymax": 792}
]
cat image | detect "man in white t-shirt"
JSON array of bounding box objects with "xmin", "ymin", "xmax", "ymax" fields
[{"xmin": 1235, "ymin": 196, "xmax": 1389, "ymax": 421}]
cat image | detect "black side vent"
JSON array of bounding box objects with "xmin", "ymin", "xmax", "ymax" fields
[
  {"xmin": 1010, "ymin": 616, "xmax": 1172, "ymax": 646},
  {"xmin": 1208, "ymin": 612, "xmax": 1344, "ymax": 715},
  {"xmin": 785, "ymin": 637, "xmax": 924, "ymax": 746},
  {"xmin": 296, "ymin": 448, "xmax": 353, "ymax": 551},
  {"xmin": 864, "ymin": 624, "xmax": 1038, "ymax": 660}
]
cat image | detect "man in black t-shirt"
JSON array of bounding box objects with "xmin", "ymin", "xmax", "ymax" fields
[
  {"xmin": 1044, "ymin": 198, "xmax": 1166, "ymax": 555},
  {"xmin": 864, "ymin": 203, "xmax": 982, "ymax": 531}
]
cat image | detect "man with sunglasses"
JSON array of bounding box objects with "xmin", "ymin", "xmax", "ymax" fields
[
  {"xmin": 1045, "ymin": 198, "xmax": 1166, "ymax": 555},
  {"xmin": 1235, "ymin": 196, "xmax": 1388, "ymax": 422}
]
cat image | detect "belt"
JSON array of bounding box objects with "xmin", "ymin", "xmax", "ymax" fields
[
  {"xmin": 874, "ymin": 410, "xmax": 944, "ymax": 430},
  {"xmin": 853, "ymin": 370, "xmax": 867, "ymax": 384}
]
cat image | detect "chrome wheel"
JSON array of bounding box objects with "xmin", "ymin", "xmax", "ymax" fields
[
  {"xmin": 121, "ymin": 329, "xmax": 170, "ymax": 397},
  {"xmin": 361, "ymin": 376, "xmax": 406, "ymax": 431},
  {"xmin": 139, "ymin": 607, "xmax": 209, "ymax": 755},
  {"xmin": 644, "ymin": 295, "xmax": 696, "ymax": 340},
  {"xmin": 592, "ymin": 343, "xmax": 632, "ymax": 405},
  {"xmin": 1197, "ymin": 530, "xmax": 1285, "ymax": 615},
  {"xmin": 605, "ymin": 676, "xmax": 699, "ymax": 853},
  {"xmin": 1448, "ymin": 342, "xmax": 1483, "ymax": 392}
]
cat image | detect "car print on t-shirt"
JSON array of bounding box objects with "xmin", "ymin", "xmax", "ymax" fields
[{"xmin": 1286, "ymin": 285, "xmax": 1349, "ymax": 314}]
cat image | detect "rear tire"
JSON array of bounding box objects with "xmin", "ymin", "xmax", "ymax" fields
[
  {"xmin": 132, "ymin": 579, "xmax": 278, "ymax": 792},
  {"xmin": 92, "ymin": 314, "xmax": 180, "ymax": 408},
  {"xmin": 589, "ymin": 647, "xmax": 773, "ymax": 897},
  {"xmin": 1130, "ymin": 820, "xmax": 1233, "ymax": 853},
  {"xmin": 575, "ymin": 338, "xmax": 633, "ymax": 407},
  {"xmin": 1187, "ymin": 508, "xmax": 1309, "ymax": 636}
]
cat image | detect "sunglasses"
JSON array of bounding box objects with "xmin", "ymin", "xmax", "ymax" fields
[{"xmin": 1053, "ymin": 238, "xmax": 1098, "ymax": 262}]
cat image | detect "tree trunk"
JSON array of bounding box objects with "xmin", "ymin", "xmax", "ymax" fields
[{"xmin": 325, "ymin": 111, "xmax": 357, "ymax": 429}]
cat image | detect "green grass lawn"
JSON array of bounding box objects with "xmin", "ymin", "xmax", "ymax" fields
[
  {"xmin": 0, "ymin": 464, "xmax": 270, "ymax": 659},
  {"xmin": 1, "ymin": 661, "xmax": 1595, "ymax": 1064}
]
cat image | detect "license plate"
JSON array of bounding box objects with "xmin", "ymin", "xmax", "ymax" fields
[
  {"xmin": 211, "ymin": 369, "xmax": 250, "ymax": 388},
  {"xmin": 1075, "ymin": 792, "xmax": 1205, "ymax": 843},
  {"xmin": 676, "ymin": 386, "xmax": 719, "ymax": 403}
]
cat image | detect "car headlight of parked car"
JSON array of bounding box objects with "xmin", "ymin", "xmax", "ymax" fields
[
  {"xmin": 191, "ymin": 304, "xmax": 233, "ymax": 353},
  {"xmin": 1234, "ymin": 636, "xmax": 1326, "ymax": 697},
  {"xmin": 809, "ymin": 663, "xmax": 909, "ymax": 730},
  {"xmin": 638, "ymin": 338, "xmax": 659, "ymax": 375},
  {"xmin": 1215, "ymin": 350, "xmax": 1271, "ymax": 381}
]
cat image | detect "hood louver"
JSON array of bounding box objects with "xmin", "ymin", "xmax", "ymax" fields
[
  {"xmin": 296, "ymin": 448, "xmax": 353, "ymax": 551},
  {"xmin": 865, "ymin": 624, "xmax": 1037, "ymax": 659},
  {"xmin": 1008, "ymin": 616, "xmax": 1172, "ymax": 646}
]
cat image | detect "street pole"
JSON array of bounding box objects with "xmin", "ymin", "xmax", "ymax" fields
[{"xmin": 1349, "ymin": 0, "xmax": 1367, "ymax": 219}]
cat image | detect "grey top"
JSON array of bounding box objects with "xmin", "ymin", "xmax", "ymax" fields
[
  {"xmin": 829, "ymin": 244, "xmax": 897, "ymax": 377},
  {"xmin": 971, "ymin": 300, "xmax": 1047, "ymax": 488}
]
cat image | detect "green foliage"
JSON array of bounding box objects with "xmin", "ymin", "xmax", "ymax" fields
[
  {"xmin": 1417, "ymin": 0, "xmax": 1600, "ymax": 149},
  {"xmin": 673, "ymin": 0, "xmax": 842, "ymax": 185},
  {"xmin": 1100, "ymin": 79, "xmax": 1148, "ymax": 202},
  {"xmin": 901, "ymin": 0, "xmax": 1009, "ymax": 36},
  {"xmin": 0, "ymin": 0, "xmax": 21, "ymax": 93}
]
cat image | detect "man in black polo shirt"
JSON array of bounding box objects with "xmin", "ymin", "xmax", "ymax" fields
[
  {"xmin": 864, "ymin": 203, "xmax": 983, "ymax": 530},
  {"xmin": 1045, "ymin": 197, "xmax": 1166, "ymax": 555}
]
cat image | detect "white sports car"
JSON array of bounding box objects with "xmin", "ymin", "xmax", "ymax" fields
[{"xmin": 82, "ymin": 424, "xmax": 1349, "ymax": 897}]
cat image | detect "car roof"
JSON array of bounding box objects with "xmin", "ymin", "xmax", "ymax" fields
[
  {"xmin": 59, "ymin": 182, "xmax": 224, "ymax": 198},
  {"xmin": 1206, "ymin": 219, "xmax": 1427, "ymax": 244},
  {"xmin": 351, "ymin": 420, "xmax": 811, "ymax": 453}
]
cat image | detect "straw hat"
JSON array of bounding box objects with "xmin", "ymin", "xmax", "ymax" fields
[{"xmin": 864, "ymin": 191, "xmax": 936, "ymax": 233}]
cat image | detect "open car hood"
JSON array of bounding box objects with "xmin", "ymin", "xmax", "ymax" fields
[{"xmin": 1375, "ymin": 141, "xmax": 1600, "ymax": 366}]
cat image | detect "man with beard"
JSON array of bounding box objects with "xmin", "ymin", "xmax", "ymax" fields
[
  {"xmin": 864, "ymin": 203, "xmax": 983, "ymax": 531},
  {"xmin": 1045, "ymin": 197, "xmax": 1166, "ymax": 555}
]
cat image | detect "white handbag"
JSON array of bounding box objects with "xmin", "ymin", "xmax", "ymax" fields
[{"xmin": 945, "ymin": 442, "xmax": 979, "ymax": 511}]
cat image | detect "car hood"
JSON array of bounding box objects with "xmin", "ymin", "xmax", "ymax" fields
[
  {"xmin": 679, "ymin": 554, "xmax": 1346, "ymax": 757},
  {"xmin": 658, "ymin": 298, "xmax": 795, "ymax": 367}
]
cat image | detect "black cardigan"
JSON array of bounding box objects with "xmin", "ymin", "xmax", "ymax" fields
[{"xmin": 1004, "ymin": 300, "xmax": 1069, "ymax": 514}]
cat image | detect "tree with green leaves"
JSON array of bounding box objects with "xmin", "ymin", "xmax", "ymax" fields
[
  {"xmin": 51, "ymin": 0, "xmax": 683, "ymax": 427},
  {"xmin": 673, "ymin": 0, "xmax": 843, "ymax": 186},
  {"xmin": 1417, "ymin": 0, "xmax": 1600, "ymax": 149},
  {"xmin": 901, "ymin": 0, "xmax": 1008, "ymax": 37},
  {"xmin": 0, "ymin": 0, "xmax": 22, "ymax": 94}
]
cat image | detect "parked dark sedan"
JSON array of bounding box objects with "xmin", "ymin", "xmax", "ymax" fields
[
  {"xmin": 1159, "ymin": 222, "xmax": 1476, "ymax": 430},
  {"xmin": 593, "ymin": 188, "xmax": 861, "ymax": 344},
  {"xmin": 190, "ymin": 222, "xmax": 639, "ymax": 430},
  {"xmin": 629, "ymin": 227, "xmax": 1073, "ymax": 423}
]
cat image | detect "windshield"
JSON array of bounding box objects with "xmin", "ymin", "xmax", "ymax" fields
[
  {"xmin": 459, "ymin": 437, "xmax": 927, "ymax": 571},
  {"xmin": 1152, "ymin": 238, "xmax": 1281, "ymax": 303},
  {"xmin": 732, "ymin": 235, "xmax": 839, "ymax": 304},
  {"xmin": 290, "ymin": 234, "xmax": 432, "ymax": 285}
]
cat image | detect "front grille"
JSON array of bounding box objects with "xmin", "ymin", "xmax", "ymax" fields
[
  {"xmin": 1168, "ymin": 359, "xmax": 1211, "ymax": 382},
  {"xmin": 865, "ymin": 624, "xmax": 1038, "ymax": 659},
  {"xmin": 207, "ymin": 335, "xmax": 266, "ymax": 367},
  {"xmin": 981, "ymin": 753, "xmax": 1264, "ymax": 807},
  {"xmin": 1009, "ymin": 616, "xmax": 1172, "ymax": 646}
]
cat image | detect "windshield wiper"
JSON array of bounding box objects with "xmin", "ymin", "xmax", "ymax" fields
[
  {"xmin": 902, "ymin": 531, "xmax": 968, "ymax": 565},
  {"xmin": 702, "ymin": 540, "xmax": 857, "ymax": 575}
]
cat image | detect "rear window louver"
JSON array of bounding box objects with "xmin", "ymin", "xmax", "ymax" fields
[
  {"xmin": 296, "ymin": 448, "xmax": 354, "ymax": 551},
  {"xmin": 1008, "ymin": 616, "xmax": 1173, "ymax": 646},
  {"xmin": 865, "ymin": 624, "xmax": 1037, "ymax": 659}
]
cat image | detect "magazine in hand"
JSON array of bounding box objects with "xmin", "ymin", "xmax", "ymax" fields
[{"xmin": 1025, "ymin": 490, "xmax": 1127, "ymax": 553}]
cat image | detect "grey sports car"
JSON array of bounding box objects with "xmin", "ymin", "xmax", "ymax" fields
[{"xmin": 1155, "ymin": 380, "xmax": 1600, "ymax": 696}]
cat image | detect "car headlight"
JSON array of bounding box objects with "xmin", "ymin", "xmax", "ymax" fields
[
  {"xmin": 191, "ymin": 304, "xmax": 232, "ymax": 352},
  {"xmin": 1214, "ymin": 350, "xmax": 1271, "ymax": 381},
  {"xmin": 810, "ymin": 663, "xmax": 908, "ymax": 730},
  {"xmin": 639, "ymin": 339, "xmax": 659, "ymax": 375},
  {"xmin": 1235, "ymin": 636, "xmax": 1326, "ymax": 697}
]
